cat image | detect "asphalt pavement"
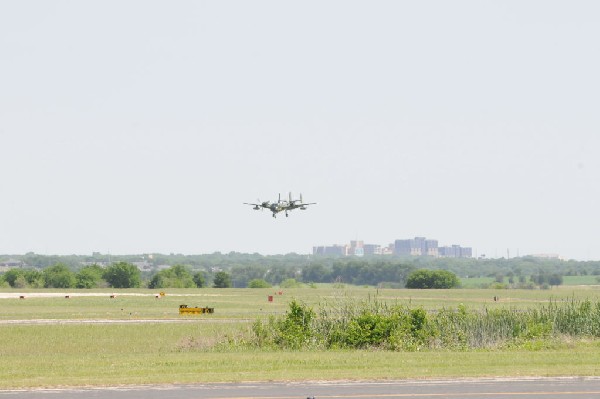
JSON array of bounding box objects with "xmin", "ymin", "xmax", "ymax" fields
[{"xmin": 2, "ymin": 377, "xmax": 600, "ymax": 399}]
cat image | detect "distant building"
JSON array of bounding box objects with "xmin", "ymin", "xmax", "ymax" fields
[
  {"xmin": 394, "ymin": 237, "xmax": 438, "ymax": 256},
  {"xmin": 425, "ymin": 239, "xmax": 439, "ymax": 256},
  {"xmin": 394, "ymin": 239, "xmax": 417, "ymax": 256},
  {"xmin": 349, "ymin": 240, "xmax": 364, "ymax": 256},
  {"xmin": 461, "ymin": 247, "xmax": 473, "ymax": 258},
  {"xmin": 312, "ymin": 245, "xmax": 348, "ymax": 256},
  {"xmin": 0, "ymin": 259, "xmax": 24, "ymax": 268},
  {"xmin": 313, "ymin": 241, "xmax": 384, "ymax": 256},
  {"xmin": 80, "ymin": 261, "xmax": 111, "ymax": 268},
  {"xmin": 381, "ymin": 244, "xmax": 394, "ymax": 255},
  {"xmin": 363, "ymin": 244, "xmax": 381, "ymax": 256},
  {"xmin": 314, "ymin": 237, "xmax": 471, "ymax": 258},
  {"xmin": 439, "ymin": 245, "xmax": 472, "ymax": 258},
  {"xmin": 132, "ymin": 261, "xmax": 152, "ymax": 271}
]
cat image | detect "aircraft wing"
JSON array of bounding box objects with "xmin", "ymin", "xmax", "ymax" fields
[
  {"xmin": 244, "ymin": 202, "xmax": 266, "ymax": 210},
  {"xmin": 290, "ymin": 202, "xmax": 316, "ymax": 209}
]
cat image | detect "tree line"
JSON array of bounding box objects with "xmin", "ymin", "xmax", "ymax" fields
[
  {"xmin": 0, "ymin": 261, "xmax": 453, "ymax": 289},
  {"xmin": 2, "ymin": 253, "xmax": 595, "ymax": 289},
  {"xmin": 5, "ymin": 252, "xmax": 600, "ymax": 277},
  {"xmin": 0, "ymin": 261, "xmax": 240, "ymax": 290}
]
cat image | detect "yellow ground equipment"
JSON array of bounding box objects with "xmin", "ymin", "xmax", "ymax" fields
[{"xmin": 179, "ymin": 304, "xmax": 214, "ymax": 315}]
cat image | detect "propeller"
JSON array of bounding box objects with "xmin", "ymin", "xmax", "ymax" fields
[{"xmin": 258, "ymin": 199, "xmax": 268, "ymax": 210}]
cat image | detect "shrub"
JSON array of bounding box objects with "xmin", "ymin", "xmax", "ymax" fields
[
  {"xmin": 149, "ymin": 265, "xmax": 195, "ymax": 289},
  {"xmin": 104, "ymin": 262, "xmax": 141, "ymax": 288},
  {"xmin": 405, "ymin": 269, "xmax": 460, "ymax": 289},
  {"xmin": 246, "ymin": 297, "xmax": 600, "ymax": 351},
  {"xmin": 252, "ymin": 300, "xmax": 316, "ymax": 349},
  {"xmin": 3, "ymin": 269, "xmax": 24, "ymax": 287},
  {"xmin": 43, "ymin": 264, "xmax": 76, "ymax": 288},
  {"xmin": 213, "ymin": 271, "xmax": 232, "ymax": 288},
  {"xmin": 193, "ymin": 271, "xmax": 206, "ymax": 288},
  {"xmin": 76, "ymin": 265, "xmax": 104, "ymax": 288},
  {"xmin": 248, "ymin": 279, "xmax": 272, "ymax": 288},
  {"xmin": 279, "ymin": 278, "xmax": 301, "ymax": 288}
]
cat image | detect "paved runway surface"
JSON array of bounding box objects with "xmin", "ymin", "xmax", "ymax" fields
[{"xmin": 2, "ymin": 378, "xmax": 600, "ymax": 399}]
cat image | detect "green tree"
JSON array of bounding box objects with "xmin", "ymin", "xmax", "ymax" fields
[
  {"xmin": 231, "ymin": 265, "xmax": 268, "ymax": 288},
  {"xmin": 193, "ymin": 271, "xmax": 206, "ymax": 288},
  {"xmin": 213, "ymin": 271, "xmax": 232, "ymax": 288},
  {"xmin": 13, "ymin": 275, "xmax": 28, "ymax": 288},
  {"xmin": 3, "ymin": 269, "xmax": 24, "ymax": 287},
  {"xmin": 76, "ymin": 265, "xmax": 105, "ymax": 288},
  {"xmin": 405, "ymin": 269, "xmax": 460, "ymax": 289},
  {"xmin": 248, "ymin": 278, "xmax": 272, "ymax": 288},
  {"xmin": 302, "ymin": 263, "xmax": 330, "ymax": 283},
  {"xmin": 24, "ymin": 269, "xmax": 44, "ymax": 288},
  {"xmin": 43, "ymin": 263, "xmax": 76, "ymax": 288},
  {"xmin": 548, "ymin": 273, "xmax": 563, "ymax": 287},
  {"xmin": 149, "ymin": 265, "xmax": 195, "ymax": 288},
  {"xmin": 103, "ymin": 262, "xmax": 141, "ymax": 288}
]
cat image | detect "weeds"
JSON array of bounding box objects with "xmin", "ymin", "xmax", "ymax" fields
[{"xmin": 246, "ymin": 297, "xmax": 600, "ymax": 351}]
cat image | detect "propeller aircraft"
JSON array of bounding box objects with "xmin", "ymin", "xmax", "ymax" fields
[{"xmin": 244, "ymin": 193, "xmax": 316, "ymax": 218}]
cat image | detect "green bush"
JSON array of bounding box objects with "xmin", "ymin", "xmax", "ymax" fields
[
  {"xmin": 248, "ymin": 279, "xmax": 272, "ymax": 288},
  {"xmin": 248, "ymin": 297, "xmax": 600, "ymax": 351},
  {"xmin": 279, "ymin": 278, "xmax": 301, "ymax": 288},
  {"xmin": 213, "ymin": 271, "xmax": 232, "ymax": 288},
  {"xmin": 104, "ymin": 262, "xmax": 141, "ymax": 288},
  {"xmin": 405, "ymin": 269, "xmax": 460, "ymax": 289},
  {"xmin": 252, "ymin": 300, "xmax": 315, "ymax": 349},
  {"xmin": 149, "ymin": 265, "xmax": 195, "ymax": 289},
  {"xmin": 43, "ymin": 264, "xmax": 76, "ymax": 288},
  {"xmin": 76, "ymin": 265, "xmax": 105, "ymax": 288}
]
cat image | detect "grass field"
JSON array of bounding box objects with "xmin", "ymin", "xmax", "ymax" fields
[
  {"xmin": 562, "ymin": 275, "xmax": 600, "ymax": 285},
  {"xmin": 461, "ymin": 276, "xmax": 600, "ymax": 287},
  {"xmin": 3, "ymin": 285, "xmax": 600, "ymax": 319},
  {"xmin": 1, "ymin": 286, "xmax": 600, "ymax": 388}
]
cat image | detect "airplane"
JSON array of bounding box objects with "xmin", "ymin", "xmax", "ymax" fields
[
  {"xmin": 283, "ymin": 192, "xmax": 317, "ymax": 212},
  {"xmin": 244, "ymin": 193, "xmax": 316, "ymax": 218}
]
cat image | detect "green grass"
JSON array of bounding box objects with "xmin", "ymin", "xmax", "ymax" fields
[
  {"xmin": 4, "ymin": 286, "xmax": 600, "ymax": 320},
  {"xmin": 563, "ymin": 275, "xmax": 600, "ymax": 285},
  {"xmin": 1, "ymin": 325, "xmax": 599, "ymax": 388},
  {"xmin": 2, "ymin": 286, "xmax": 600, "ymax": 388},
  {"xmin": 460, "ymin": 277, "xmax": 494, "ymax": 288},
  {"xmin": 461, "ymin": 276, "xmax": 600, "ymax": 287}
]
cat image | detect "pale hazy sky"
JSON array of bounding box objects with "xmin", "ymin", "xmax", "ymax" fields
[{"xmin": 1, "ymin": 1, "xmax": 599, "ymax": 260}]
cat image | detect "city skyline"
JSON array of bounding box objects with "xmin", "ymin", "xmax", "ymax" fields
[{"xmin": 314, "ymin": 237, "xmax": 472, "ymax": 258}]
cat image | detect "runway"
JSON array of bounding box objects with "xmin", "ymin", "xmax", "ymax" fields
[{"xmin": 2, "ymin": 378, "xmax": 600, "ymax": 399}]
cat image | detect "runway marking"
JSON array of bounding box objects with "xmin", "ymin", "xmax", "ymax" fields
[{"xmin": 218, "ymin": 392, "xmax": 600, "ymax": 399}]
